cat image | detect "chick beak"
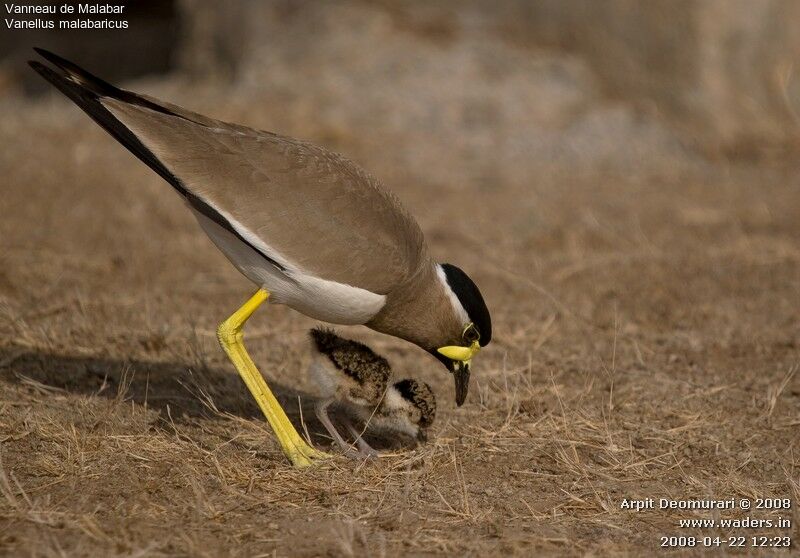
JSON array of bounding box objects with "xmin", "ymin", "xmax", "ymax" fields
[{"xmin": 453, "ymin": 360, "xmax": 471, "ymax": 406}]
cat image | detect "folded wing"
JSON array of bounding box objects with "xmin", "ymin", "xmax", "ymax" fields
[{"xmin": 30, "ymin": 49, "xmax": 428, "ymax": 295}]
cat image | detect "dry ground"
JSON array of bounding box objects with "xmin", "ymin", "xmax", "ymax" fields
[{"xmin": 1, "ymin": 87, "xmax": 799, "ymax": 556}]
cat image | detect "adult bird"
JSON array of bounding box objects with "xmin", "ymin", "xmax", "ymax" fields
[{"xmin": 29, "ymin": 49, "xmax": 491, "ymax": 467}]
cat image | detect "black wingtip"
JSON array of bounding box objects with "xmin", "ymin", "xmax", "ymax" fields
[
  {"xmin": 27, "ymin": 53, "xmax": 180, "ymax": 192},
  {"xmin": 32, "ymin": 48, "xmax": 78, "ymax": 77},
  {"xmin": 34, "ymin": 47, "xmax": 81, "ymax": 73},
  {"xmin": 27, "ymin": 59, "xmax": 75, "ymax": 93},
  {"xmin": 34, "ymin": 46, "xmax": 121, "ymax": 97},
  {"xmin": 27, "ymin": 60, "xmax": 49, "ymax": 73},
  {"xmin": 27, "ymin": 48, "xmax": 290, "ymax": 274},
  {"xmin": 32, "ymin": 46, "xmax": 52, "ymax": 58}
]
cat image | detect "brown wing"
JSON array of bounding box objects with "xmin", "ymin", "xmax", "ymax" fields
[
  {"xmin": 30, "ymin": 49, "xmax": 428, "ymax": 295},
  {"xmin": 106, "ymin": 100, "xmax": 428, "ymax": 294}
]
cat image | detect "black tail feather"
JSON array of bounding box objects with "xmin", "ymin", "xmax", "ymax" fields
[
  {"xmin": 28, "ymin": 60, "xmax": 186, "ymax": 195},
  {"xmin": 29, "ymin": 50, "xmax": 287, "ymax": 272},
  {"xmin": 32, "ymin": 48, "xmax": 197, "ymax": 123},
  {"xmin": 33, "ymin": 48, "xmax": 120, "ymax": 97}
]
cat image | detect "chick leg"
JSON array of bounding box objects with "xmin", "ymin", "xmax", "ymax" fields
[
  {"xmin": 218, "ymin": 289, "xmax": 330, "ymax": 468},
  {"xmin": 343, "ymin": 419, "xmax": 380, "ymax": 458},
  {"xmin": 315, "ymin": 398, "xmax": 362, "ymax": 459}
]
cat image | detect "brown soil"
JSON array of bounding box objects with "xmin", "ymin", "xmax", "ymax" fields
[{"xmin": 1, "ymin": 90, "xmax": 799, "ymax": 556}]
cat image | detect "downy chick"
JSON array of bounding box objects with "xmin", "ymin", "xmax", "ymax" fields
[{"xmin": 308, "ymin": 327, "xmax": 436, "ymax": 458}]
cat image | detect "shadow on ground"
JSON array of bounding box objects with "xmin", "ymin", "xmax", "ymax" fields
[{"xmin": 0, "ymin": 347, "xmax": 408, "ymax": 451}]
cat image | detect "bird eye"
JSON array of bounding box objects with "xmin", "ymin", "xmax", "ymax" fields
[{"xmin": 462, "ymin": 323, "xmax": 480, "ymax": 343}]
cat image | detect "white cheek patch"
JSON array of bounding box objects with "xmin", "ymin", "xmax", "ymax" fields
[
  {"xmin": 372, "ymin": 386, "xmax": 419, "ymax": 438},
  {"xmin": 381, "ymin": 385, "xmax": 405, "ymax": 412},
  {"xmin": 436, "ymin": 264, "xmax": 469, "ymax": 325}
]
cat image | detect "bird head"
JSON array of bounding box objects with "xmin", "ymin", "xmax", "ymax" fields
[
  {"xmin": 376, "ymin": 378, "xmax": 436, "ymax": 443},
  {"xmin": 430, "ymin": 264, "xmax": 492, "ymax": 406}
]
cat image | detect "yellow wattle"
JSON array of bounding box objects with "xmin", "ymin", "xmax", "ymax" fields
[{"xmin": 437, "ymin": 340, "xmax": 480, "ymax": 362}]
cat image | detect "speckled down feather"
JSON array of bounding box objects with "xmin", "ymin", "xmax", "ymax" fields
[
  {"xmin": 309, "ymin": 327, "xmax": 391, "ymax": 388},
  {"xmin": 393, "ymin": 378, "xmax": 436, "ymax": 427}
]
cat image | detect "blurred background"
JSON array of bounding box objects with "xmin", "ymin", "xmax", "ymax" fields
[
  {"xmin": 2, "ymin": 3, "xmax": 800, "ymax": 555},
  {"xmin": 3, "ymin": 0, "xmax": 800, "ymax": 170}
]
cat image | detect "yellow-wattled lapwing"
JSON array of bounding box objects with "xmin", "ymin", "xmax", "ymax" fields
[
  {"xmin": 29, "ymin": 49, "xmax": 490, "ymax": 467},
  {"xmin": 309, "ymin": 327, "xmax": 435, "ymax": 458}
]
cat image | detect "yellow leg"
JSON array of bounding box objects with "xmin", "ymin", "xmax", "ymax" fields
[{"xmin": 217, "ymin": 289, "xmax": 330, "ymax": 467}]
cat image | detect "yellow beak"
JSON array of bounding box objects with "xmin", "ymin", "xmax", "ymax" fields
[{"xmin": 437, "ymin": 340, "xmax": 480, "ymax": 363}]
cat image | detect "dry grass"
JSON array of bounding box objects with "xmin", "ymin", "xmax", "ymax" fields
[{"xmin": 1, "ymin": 82, "xmax": 799, "ymax": 555}]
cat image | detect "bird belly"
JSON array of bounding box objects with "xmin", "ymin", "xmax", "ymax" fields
[
  {"xmin": 308, "ymin": 359, "xmax": 338, "ymax": 398},
  {"xmin": 192, "ymin": 209, "xmax": 386, "ymax": 325}
]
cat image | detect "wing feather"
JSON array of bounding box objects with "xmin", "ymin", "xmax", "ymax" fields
[{"xmin": 30, "ymin": 49, "xmax": 429, "ymax": 294}]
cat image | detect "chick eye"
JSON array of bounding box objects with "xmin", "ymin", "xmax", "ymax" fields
[{"xmin": 462, "ymin": 323, "xmax": 480, "ymax": 344}]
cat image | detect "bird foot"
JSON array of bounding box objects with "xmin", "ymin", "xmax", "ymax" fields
[
  {"xmin": 286, "ymin": 437, "xmax": 333, "ymax": 468},
  {"xmin": 340, "ymin": 445, "xmax": 379, "ymax": 461}
]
